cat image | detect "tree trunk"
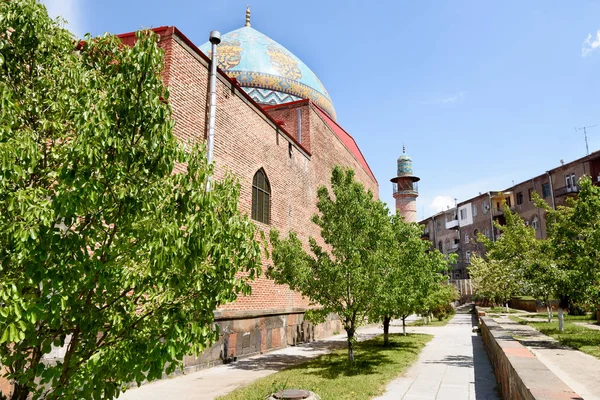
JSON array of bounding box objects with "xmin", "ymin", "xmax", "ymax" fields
[
  {"xmin": 402, "ymin": 316, "xmax": 407, "ymax": 336},
  {"xmin": 422, "ymin": 315, "xmax": 427, "ymax": 325},
  {"xmin": 505, "ymin": 302, "xmax": 509, "ymax": 313},
  {"xmin": 345, "ymin": 327, "xmax": 355, "ymax": 363},
  {"xmin": 383, "ymin": 315, "xmax": 391, "ymax": 346},
  {"xmin": 558, "ymin": 307, "xmax": 565, "ymax": 332},
  {"xmin": 11, "ymin": 382, "xmax": 30, "ymax": 400},
  {"xmin": 547, "ymin": 304, "xmax": 552, "ymax": 323}
]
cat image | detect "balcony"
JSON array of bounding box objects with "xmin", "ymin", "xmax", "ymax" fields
[
  {"xmin": 492, "ymin": 205, "xmax": 514, "ymax": 217},
  {"xmin": 393, "ymin": 181, "xmax": 418, "ymax": 195},
  {"xmin": 445, "ymin": 219, "xmax": 459, "ymax": 230},
  {"xmin": 554, "ymin": 185, "xmax": 579, "ymax": 197}
]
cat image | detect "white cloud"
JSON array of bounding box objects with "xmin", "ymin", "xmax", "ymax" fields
[
  {"xmin": 420, "ymin": 92, "xmax": 466, "ymax": 105},
  {"xmin": 418, "ymin": 174, "xmax": 512, "ymax": 220},
  {"xmin": 41, "ymin": 0, "xmax": 85, "ymax": 38},
  {"xmin": 582, "ymin": 30, "xmax": 600, "ymax": 57},
  {"xmin": 435, "ymin": 91, "xmax": 465, "ymax": 104},
  {"xmin": 428, "ymin": 195, "xmax": 455, "ymax": 213}
]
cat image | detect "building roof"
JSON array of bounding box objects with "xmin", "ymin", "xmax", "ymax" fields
[{"xmin": 198, "ymin": 12, "xmax": 336, "ymax": 120}]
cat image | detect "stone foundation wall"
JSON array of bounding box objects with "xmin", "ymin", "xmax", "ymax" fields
[
  {"xmin": 477, "ymin": 310, "xmax": 582, "ymax": 400},
  {"xmin": 181, "ymin": 309, "xmax": 342, "ymax": 372},
  {"xmin": 509, "ymin": 298, "xmax": 559, "ymax": 313}
]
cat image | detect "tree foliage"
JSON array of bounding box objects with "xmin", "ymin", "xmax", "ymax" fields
[
  {"xmin": 543, "ymin": 176, "xmax": 600, "ymax": 310},
  {"xmin": 469, "ymin": 205, "xmax": 533, "ymax": 307},
  {"xmin": 369, "ymin": 216, "xmax": 449, "ymax": 340},
  {"xmin": 0, "ymin": 1, "xmax": 261, "ymax": 398},
  {"xmin": 269, "ymin": 166, "xmax": 389, "ymax": 362}
]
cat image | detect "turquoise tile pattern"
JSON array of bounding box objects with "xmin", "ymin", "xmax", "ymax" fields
[{"xmin": 199, "ymin": 26, "xmax": 336, "ymax": 120}]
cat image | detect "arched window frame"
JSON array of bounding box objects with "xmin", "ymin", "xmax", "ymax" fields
[{"xmin": 252, "ymin": 168, "xmax": 271, "ymax": 224}]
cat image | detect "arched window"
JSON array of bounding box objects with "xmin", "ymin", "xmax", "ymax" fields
[
  {"xmin": 438, "ymin": 241, "xmax": 443, "ymax": 252},
  {"xmin": 252, "ymin": 169, "xmax": 271, "ymax": 224}
]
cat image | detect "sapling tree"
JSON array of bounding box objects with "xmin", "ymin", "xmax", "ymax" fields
[
  {"xmin": 0, "ymin": 2, "xmax": 262, "ymax": 398},
  {"xmin": 269, "ymin": 166, "xmax": 389, "ymax": 362},
  {"xmin": 370, "ymin": 216, "xmax": 449, "ymax": 341},
  {"xmin": 469, "ymin": 206, "xmax": 531, "ymax": 311},
  {"xmin": 541, "ymin": 176, "xmax": 600, "ymax": 331}
]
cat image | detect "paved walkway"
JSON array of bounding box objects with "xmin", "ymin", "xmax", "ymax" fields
[
  {"xmin": 374, "ymin": 312, "xmax": 499, "ymax": 400},
  {"xmin": 493, "ymin": 316, "xmax": 600, "ymax": 400},
  {"xmin": 118, "ymin": 317, "xmax": 421, "ymax": 400}
]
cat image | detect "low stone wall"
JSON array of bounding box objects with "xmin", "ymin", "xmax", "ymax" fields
[
  {"xmin": 509, "ymin": 298, "xmax": 558, "ymax": 313},
  {"xmin": 181, "ymin": 309, "xmax": 342, "ymax": 372},
  {"xmin": 477, "ymin": 310, "xmax": 582, "ymax": 400}
]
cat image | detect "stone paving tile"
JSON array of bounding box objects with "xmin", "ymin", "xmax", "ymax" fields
[{"xmin": 373, "ymin": 312, "xmax": 499, "ymax": 400}]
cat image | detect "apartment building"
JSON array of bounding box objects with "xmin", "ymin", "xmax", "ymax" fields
[{"xmin": 420, "ymin": 149, "xmax": 600, "ymax": 276}]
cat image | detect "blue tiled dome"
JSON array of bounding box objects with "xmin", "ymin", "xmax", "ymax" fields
[{"xmin": 199, "ymin": 16, "xmax": 336, "ymax": 120}]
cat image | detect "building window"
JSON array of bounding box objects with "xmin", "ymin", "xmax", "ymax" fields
[
  {"xmin": 465, "ymin": 251, "xmax": 471, "ymax": 263},
  {"xmin": 566, "ymin": 173, "xmax": 576, "ymax": 191},
  {"xmin": 252, "ymin": 169, "xmax": 271, "ymax": 224},
  {"xmin": 473, "ymin": 229, "xmax": 479, "ymax": 239},
  {"xmin": 460, "ymin": 209, "xmax": 467, "ymax": 220},
  {"xmin": 485, "ymin": 227, "xmax": 490, "ymax": 238},
  {"xmin": 438, "ymin": 241, "xmax": 443, "ymax": 252},
  {"xmin": 472, "ymin": 204, "xmax": 477, "ymax": 217},
  {"xmin": 436, "ymin": 220, "xmax": 441, "ymax": 232},
  {"xmin": 505, "ymin": 196, "xmax": 512, "ymax": 208},
  {"xmin": 532, "ymin": 216, "xmax": 539, "ymax": 231},
  {"xmin": 516, "ymin": 192, "xmax": 523, "ymax": 205},
  {"xmin": 542, "ymin": 183, "xmax": 551, "ymax": 199},
  {"xmin": 464, "ymin": 232, "xmax": 469, "ymax": 244},
  {"xmin": 482, "ymin": 201, "xmax": 489, "ymax": 215},
  {"xmin": 528, "ymin": 188, "xmax": 535, "ymax": 201}
]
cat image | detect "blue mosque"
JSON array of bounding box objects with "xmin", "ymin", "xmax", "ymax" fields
[{"xmin": 199, "ymin": 7, "xmax": 337, "ymax": 121}]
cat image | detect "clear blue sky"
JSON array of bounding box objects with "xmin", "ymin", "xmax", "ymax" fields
[{"xmin": 43, "ymin": 0, "xmax": 600, "ymax": 219}]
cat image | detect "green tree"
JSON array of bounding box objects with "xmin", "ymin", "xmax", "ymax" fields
[
  {"xmin": 0, "ymin": 2, "xmax": 261, "ymax": 399},
  {"xmin": 469, "ymin": 206, "xmax": 530, "ymax": 311},
  {"xmin": 370, "ymin": 216, "xmax": 449, "ymax": 342},
  {"xmin": 541, "ymin": 176, "xmax": 600, "ymax": 331},
  {"xmin": 269, "ymin": 166, "xmax": 389, "ymax": 363}
]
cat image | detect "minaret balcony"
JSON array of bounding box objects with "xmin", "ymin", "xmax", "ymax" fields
[{"xmin": 392, "ymin": 181, "xmax": 418, "ymax": 195}]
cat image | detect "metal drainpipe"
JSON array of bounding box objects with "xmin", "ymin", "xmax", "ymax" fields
[
  {"xmin": 206, "ymin": 30, "xmax": 221, "ymax": 192},
  {"xmin": 488, "ymin": 192, "xmax": 495, "ymax": 241},
  {"xmin": 546, "ymin": 171, "xmax": 556, "ymax": 210}
]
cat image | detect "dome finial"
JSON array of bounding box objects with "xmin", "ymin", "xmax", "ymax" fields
[
  {"xmin": 403, "ymin": 143, "xmax": 406, "ymax": 154},
  {"xmin": 245, "ymin": 6, "xmax": 251, "ymax": 27}
]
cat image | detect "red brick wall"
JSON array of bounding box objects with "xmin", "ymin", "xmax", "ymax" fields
[
  {"xmin": 160, "ymin": 32, "xmax": 379, "ymax": 314},
  {"xmin": 264, "ymin": 101, "xmax": 312, "ymax": 152}
]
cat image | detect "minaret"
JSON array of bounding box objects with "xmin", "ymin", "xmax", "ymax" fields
[{"xmin": 391, "ymin": 145, "xmax": 420, "ymax": 222}]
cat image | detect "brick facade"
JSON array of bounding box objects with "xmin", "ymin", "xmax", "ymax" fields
[{"xmin": 120, "ymin": 27, "xmax": 378, "ymax": 368}]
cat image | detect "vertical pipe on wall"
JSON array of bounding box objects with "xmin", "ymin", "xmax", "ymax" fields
[
  {"xmin": 546, "ymin": 171, "xmax": 556, "ymax": 210},
  {"xmin": 297, "ymin": 108, "xmax": 302, "ymax": 144},
  {"xmin": 206, "ymin": 30, "xmax": 221, "ymax": 192},
  {"xmin": 488, "ymin": 192, "xmax": 495, "ymax": 241}
]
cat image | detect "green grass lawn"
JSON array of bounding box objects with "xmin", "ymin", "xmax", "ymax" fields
[
  {"xmin": 217, "ymin": 333, "xmax": 432, "ymax": 400},
  {"xmin": 486, "ymin": 307, "xmax": 521, "ymax": 314},
  {"xmin": 409, "ymin": 314, "xmax": 454, "ymax": 327},
  {"xmin": 521, "ymin": 313, "xmax": 596, "ymax": 321},
  {"xmin": 515, "ymin": 318, "xmax": 600, "ymax": 359}
]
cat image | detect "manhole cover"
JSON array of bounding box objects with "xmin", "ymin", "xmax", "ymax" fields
[{"xmin": 271, "ymin": 389, "xmax": 318, "ymax": 400}]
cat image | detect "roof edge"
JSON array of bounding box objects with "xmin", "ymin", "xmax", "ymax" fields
[{"xmin": 116, "ymin": 26, "xmax": 311, "ymax": 157}]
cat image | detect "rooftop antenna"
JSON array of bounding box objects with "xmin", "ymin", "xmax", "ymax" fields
[{"xmin": 575, "ymin": 125, "xmax": 596, "ymax": 155}]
